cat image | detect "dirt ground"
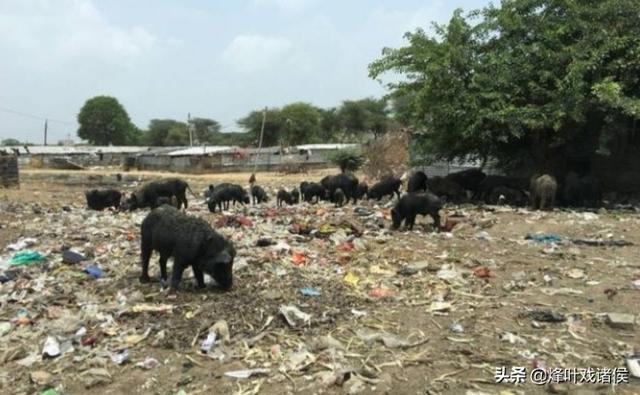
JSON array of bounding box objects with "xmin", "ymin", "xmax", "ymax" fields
[{"xmin": 1, "ymin": 168, "xmax": 639, "ymax": 395}]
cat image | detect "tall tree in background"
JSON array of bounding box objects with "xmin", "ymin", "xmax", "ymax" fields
[
  {"xmin": 77, "ymin": 96, "xmax": 136, "ymax": 145},
  {"xmin": 370, "ymin": 0, "xmax": 640, "ymax": 172},
  {"xmin": 145, "ymin": 119, "xmax": 187, "ymax": 146},
  {"xmin": 1, "ymin": 138, "xmax": 21, "ymax": 146},
  {"xmin": 319, "ymin": 107, "xmax": 341, "ymax": 141},
  {"xmin": 338, "ymin": 98, "xmax": 390, "ymax": 138},
  {"xmin": 191, "ymin": 118, "xmax": 221, "ymax": 144},
  {"xmin": 238, "ymin": 108, "xmax": 283, "ymax": 147},
  {"xmin": 163, "ymin": 125, "xmax": 190, "ymax": 146},
  {"xmin": 280, "ymin": 102, "xmax": 323, "ymax": 145}
]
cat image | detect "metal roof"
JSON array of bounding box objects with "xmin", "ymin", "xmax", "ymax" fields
[
  {"xmin": 294, "ymin": 144, "xmax": 359, "ymax": 150},
  {"xmin": 167, "ymin": 146, "xmax": 238, "ymax": 156},
  {"xmin": 3, "ymin": 146, "xmax": 159, "ymax": 154}
]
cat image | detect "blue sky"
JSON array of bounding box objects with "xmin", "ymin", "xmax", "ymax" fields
[{"xmin": 0, "ymin": 0, "xmax": 490, "ymax": 143}]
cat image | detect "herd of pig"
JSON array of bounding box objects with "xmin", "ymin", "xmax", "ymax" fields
[{"xmin": 81, "ymin": 169, "xmax": 595, "ymax": 294}]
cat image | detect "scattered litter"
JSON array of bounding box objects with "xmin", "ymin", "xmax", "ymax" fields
[
  {"xmin": 7, "ymin": 237, "xmax": 37, "ymax": 251},
  {"xmin": 344, "ymin": 272, "xmax": 360, "ymax": 287},
  {"xmin": 284, "ymin": 350, "xmax": 316, "ymax": 371},
  {"xmin": 42, "ymin": 336, "xmax": 61, "ymax": 358},
  {"xmin": 310, "ymin": 335, "xmax": 346, "ymax": 351},
  {"xmin": 626, "ymin": 355, "xmax": 640, "ymax": 378},
  {"xmin": 0, "ymin": 322, "xmax": 11, "ymax": 336},
  {"xmin": 256, "ymin": 238, "xmax": 274, "ymax": 247},
  {"xmin": 10, "ymin": 250, "xmax": 45, "ymax": 266},
  {"xmin": 200, "ymin": 332, "xmax": 217, "ymax": 354},
  {"xmin": 300, "ymin": 287, "xmax": 321, "ymax": 297},
  {"xmin": 450, "ymin": 323, "xmax": 464, "ymax": 333},
  {"xmin": 291, "ymin": 251, "xmax": 307, "ymax": 266},
  {"xmin": 136, "ymin": 357, "xmax": 160, "ymax": 370},
  {"xmin": 604, "ymin": 313, "xmax": 636, "ymax": 330},
  {"xmin": 111, "ymin": 349, "xmax": 129, "ymax": 365},
  {"xmin": 30, "ymin": 371, "xmax": 53, "ymax": 386},
  {"xmin": 525, "ymin": 233, "xmax": 562, "ymax": 243},
  {"xmin": 80, "ymin": 368, "xmax": 112, "ymax": 388},
  {"xmin": 84, "ymin": 265, "xmax": 104, "ymax": 279},
  {"xmin": 472, "ymin": 266, "xmax": 492, "ymax": 278},
  {"xmin": 500, "ymin": 332, "xmax": 527, "ymax": 345},
  {"xmin": 62, "ymin": 249, "xmax": 86, "ymax": 264},
  {"xmin": 369, "ymin": 286, "xmax": 394, "ymax": 298},
  {"xmin": 521, "ymin": 309, "xmax": 566, "ymax": 323},
  {"xmin": 571, "ymin": 238, "xmax": 633, "ymax": 247},
  {"xmin": 566, "ymin": 268, "xmax": 585, "ymax": 279},
  {"xmin": 428, "ymin": 301, "xmax": 453, "ymax": 313},
  {"xmin": 224, "ymin": 368, "xmax": 270, "ymax": 379},
  {"xmin": 280, "ymin": 305, "xmax": 311, "ymax": 328},
  {"xmin": 128, "ymin": 304, "xmax": 174, "ymax": 314},
  {"xmin": 215, "ymin": 214, "xmax": 253, "ymax": 228},
  {"xmin": 397, "ymin": 261, "xmax": 435, "ymax": 276}
]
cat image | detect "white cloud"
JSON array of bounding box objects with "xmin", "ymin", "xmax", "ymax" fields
[
  {"xmin": 221, "ymin": 34, "xmax": 292, "ymax": 73},
  {"xmin": 0, "ymin": 0, "xmax": 156, "ymax": 66}
]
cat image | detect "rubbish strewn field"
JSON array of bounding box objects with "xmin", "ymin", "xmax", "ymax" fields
[{"xmin": 1, "ymin": 169, "xmax": 639, "ymax": 395}]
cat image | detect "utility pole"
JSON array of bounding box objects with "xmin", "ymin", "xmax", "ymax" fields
[
  {"xmin": 188, "ymin": 113, "xmax": 193, "ymax": 147},
  {"xmin": 252, "ymin": 107, "xmax": 267, "ymax": 174},
  {"xmin": 44, "ymin": 119, "xmax": 48, "ymax": 146}
]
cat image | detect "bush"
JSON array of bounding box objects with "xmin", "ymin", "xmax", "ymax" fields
[
  {"xmin": 328, "ymin": 149, "xmax": 364, "ymax": 173},
  {"xmin": 362, "ymin": 130, "xmax": 409, "ymax": 180}
]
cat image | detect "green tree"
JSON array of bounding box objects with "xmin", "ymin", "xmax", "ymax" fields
[
  {"xmin": 163, "ymin": 125, "xmax": 190, "ymax": 146},
  {"xmin": 127, "ymin": 126, "xmax": 145, "ymax": 145},
  {"xmin": 237, "ymin": 108, "xmax": 283, "ymax": 147},
  {"xmin": 338, "ymin": 98, "xmax": 390, "ymax": 138},
  {"xmin": 328, "ymin": 148, "xmax": 364, "ymax": 173},
  {"xmin": 1, "ymin": 138, "xmax": 21, "ymax": 146},
  {"xmin": 280, "ymin": 102, "xmax": 323, "ymax": 145},
  {"xmin": 319, "ymin": 107, "xmax": 342, "ymax": 141},
  {"xmin": 77, "ymin": 96, "xmax": 135, "ymax": 145},
  {"xmin": 191, "ymin": 118, "xmax": 221, "ymax": 144},
  {"xmin": 369, "ymin": 0, "xmax": 640, "ymax": 172},
  {"xmin": 145, "ymin": 119, "xmax": 186, "ymax": 146}
]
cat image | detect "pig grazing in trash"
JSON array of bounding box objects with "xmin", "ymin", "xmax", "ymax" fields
[
  {"xmin": 367, "ymin": 177, "xmax": 402, "ymax": 201},
  {"xmin": 125, "ymin": 178, "xmax": 195, "ymax": 210},
  {"xmin": 85, "ymin": 189, "xmax": 122, "ymax": 210},
  {"xmin": 276, "ymin": 189, "xmax": 298, "ymax": 207},
  {"xmin": 333, "ymin": 188, "xmax": 346, "ymax": 207},
  {"xmin": 530, "ymin": 174, "xmax": 557, "ymax": 210},
  {"xmin": 250, "ymin": 185, "xmax": 269, "ymax": 204},
  {"xmin": 391, "ymin": 192, "xmax": 442, "ymax": 231},
  {"xmin": 407, "ymin": 171, "xmax": 428, "ymax": 193},
  {"xmin": 140, "ymin": 205, "xmax": 236, "ymax": 292}
]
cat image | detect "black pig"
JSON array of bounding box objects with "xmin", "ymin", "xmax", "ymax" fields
[
  {"xmin": 407, "ymin": 171, "xmax": 428, "ymax": 193},
  {"xmin": 140, "ymin": 206, "xmax": 236, "ymax": 292},
  {"xmin": 85, "ymin": 189, "xmax": 122, "ymax": 210},
  {"xmin": 250, "ymin": 185, "xmax": 269, "ymax": 204},
  {"xmin": 391, "ymin": 192, "xmax": 442, "ymax": 231},
  {"xmin": 368, "ymin": 177, "xmax": 402, "ymax": 201}
]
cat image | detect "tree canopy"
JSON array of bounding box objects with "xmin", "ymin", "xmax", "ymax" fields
[
  {"xmin": 145, "ymin": 119, "xmax": 188, "ymax": 146},
  {"xmin": 77, "ymin": 96, "xmax": 137, "ymax": 145},
  {"xmin": 338, "ymin": 98, "xmax": 390, "ymax": 138},
  {"xmin": 1, "ymin": 138, "xmax": 22, "ymax": 146},
  {"xmin": 369, "ymin": 0, "xmax": 640, "ymax": 172}
]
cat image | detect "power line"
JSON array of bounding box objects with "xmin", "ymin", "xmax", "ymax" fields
[{"xmin": 0, "ymin": 106, "xmax": 74, "ymax": 125}]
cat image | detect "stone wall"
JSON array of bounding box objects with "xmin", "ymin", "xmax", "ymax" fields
[{"xmin": 0, "ymin": 155, "xmax": 19, "ymax": 188}]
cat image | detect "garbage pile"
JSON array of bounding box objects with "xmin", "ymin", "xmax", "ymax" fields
[{"xmin": 1, "ymin": 179, "xmax": 639, "ymax": 394}]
